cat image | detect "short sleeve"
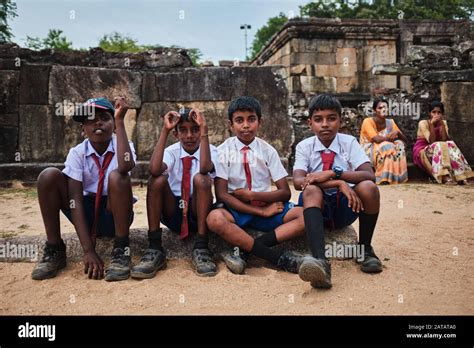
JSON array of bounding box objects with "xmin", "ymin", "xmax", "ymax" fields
[
  {"xmin": 361, "ymin": 118, "xmax": 378, "ymax": 142},
  {"xmin": 215, "ymin": 147, "xmax": 228, "ymax": 181},
  {"xmin": 62, "ymin": 148, "xmax": 83, "ymax": 182},
  {"xmin": 349, "ymin": 138, "xmax": 370, "ymax": 170},
  {"xmin": 267, "ymin": 147, "xmax": 288, "ymax": 182},
  {"xmin": 293, "ymin": 141, "xmax": 310, "ymax": 172},
  {"xmin": 391, "ymin": 120, "xmax": 401, "ymax": 132},
  {"xmin": 443, "ymin": 120, "xmax": 449, "ymax": 136},
  {"xmin": 163, "ymin": 147, "xmax": 175, "ymax": 172},
  {"xmin": 209, "ymin": 145, "xmax": 218, "ymax": 179},
  {"xmin": 417, "ymin": 120, "xmax": 430, "ymax": 141}
]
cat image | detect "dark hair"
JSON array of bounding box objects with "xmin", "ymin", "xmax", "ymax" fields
[
  {"xmin": 372, "ymin": 98, "xmax": 388, "ymax": 110},
  {"xmin": 175, "ymin": 107, "xmax": 193, "ymax": 130},
  {"xmin": 429, "ymin": 100, "xmax": 444, "ymax": 114},
  {"xmin": 308, "ymin": 94, "xmax": 342, "ymax": 118},
  {"xmin": 227, "ymin": 96, "xmax": 262, "ymax": 122}
]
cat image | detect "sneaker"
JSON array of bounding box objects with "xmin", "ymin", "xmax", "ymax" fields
[
  {"xmin": 105, "ymin": 247, "xmax": 131, "ymax": 282},
  {"xmin": 220, "ymin": 248, "xmax": 247, "ymax": 275},
  {"xmin": 277, "ymin": 250, "xmax": 304, "ymax": 274},
  {"xmin": 131, "ymin": 248, "xmax": 167, "ymax": 279},
  {"xmin": 192, "ymin": 248, "xmax": 218, "ymax": 277},
  {"xmin": 357, "ymin": 245, "xmax": 383, "ymax": 273},
  {"xmin": 298, "ymin": 256, "xmax": 332, "ymax": 289},
  {"xmin": 31, "ymin": 242, "xmax": 67, "ymax": 280}
]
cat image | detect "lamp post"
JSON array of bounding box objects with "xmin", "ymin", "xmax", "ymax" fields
[{"xmin": 240, "ymin": 24, "xmax": 251, "ymax": 61}]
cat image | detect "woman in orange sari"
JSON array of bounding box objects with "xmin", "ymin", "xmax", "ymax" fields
[
  {"xmin": 413, "ymin": 101, "xmax": 473, "ymax": 185},
  {"xmin": 360, "ymin": 98, "xmax": 408, "ymax": 185}
]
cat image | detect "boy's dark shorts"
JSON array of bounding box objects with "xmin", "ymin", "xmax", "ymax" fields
[
  {"xmin": 62, "ymin": 195, "xmax": 134, "ymax": 238},
  {"xmin": 225, "ymin": 201, "xmax": 295, "ymax": 232},
  {"xmin": 297, "ymin": 191, "xmax": 358, "ymax": 229},
  {"xmin": 161, "ymin": 195, "xmax": 198, "ymax": 235}
]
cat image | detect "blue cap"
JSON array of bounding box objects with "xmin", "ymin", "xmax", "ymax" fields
[{"xmin": 73, "ymin": 97, "xmax": 115, "ymax": 122}]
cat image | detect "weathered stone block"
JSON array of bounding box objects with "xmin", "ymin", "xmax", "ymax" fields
[
  {"xmin": 336, "ymin": 47, "xmax": 357, "ymax": 64},
  {"xmin": 19, "ymin": 64, "xmax": 50, "ymax": 104},
  {"xmin": 334, "ymin": 63, "xmax": 357, "ymax": 78},
  {"xmin": 316, "ymin": 64, "xmax": 336, "ymax": 77},
  {"xmin": 156, "ymin": 67, "xmax": 231, "ymax": 101},
  {"xmin": 141, "ymin": 72, "xmax": 159, "ymax": 102},
  {"xmin": 300, "ymin": 76, "xmax": 337, "ymax": 94},
  {"xmin": 0, "ymin": 125, "xmax": 18, "ymax": 163},
  {"xmin": 48, "ymin": 65, "xmax": 142, "ymax": 108},
  {"xmin": 124, "ymin": 109, "xmax": 138, "ymax": 146},
  {"xmin": 337, "ymin": 77, "xmax": 358, "ymax": 93},
  {"xmin": 291, "ymin": 53, "xmax": 336, "ymax": 65},
  {"xmin": 18, "ymin": 105, "xmax": 82, "ymax": 162},
  {"xmin": 0, "ymin": 70, "xmax": 19, "ymax": 113},
  {"xmin": 441, "ymin": 82, "xmax": 474, "ymax": 123}
]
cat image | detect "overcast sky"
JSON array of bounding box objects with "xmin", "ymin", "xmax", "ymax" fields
[{"xmin": 10, "ymin": 0, "xmax": 311, "ymax": 63}]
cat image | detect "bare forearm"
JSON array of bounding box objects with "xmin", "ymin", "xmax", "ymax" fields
[
  {"xmin": 340, "ymin": 170, "xmax": 375, "ymax": 183},
  {"xmin": 199, "ymin": 126, "xmax": 213, "ymax": 174},
  {"xmin": 115, "ymin": 120, "xmax": 134, "ymax": 173},
  {"xmin": 149, "ymin": 129, "xmax": 169, "ymax": 177},
  {"xmin": 218, "ymin": 191, "xmax": 264, "ymax": 216},
  {"xmin": 250, "ymin": 189, "xmax": 290, "ymax": 203}
]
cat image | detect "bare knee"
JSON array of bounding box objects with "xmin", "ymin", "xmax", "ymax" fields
[
  {"xmin": 302, "ymin": 185, "xmax": 324, "ymax": 206},
  {"xmin": 147, "ymin": 174, "xmax": 168, "ymax": 191},
  {"xmin": 355, "ymin": 180, "xmax": 379, "ymax": 200},
  {"xmin": 108, "ymin": 169, "xmax": 131, "ymax": 189},
  {"xmin": 193, "ymin": 173, "xmax": 212, "ymax": 190},
  {"xmin": 37, "ymin": 167, "xmax": 64, "ymax": 188},
  {"xmin": 206, "ymin": 209, "xmax": 227, "ymax": 234}
]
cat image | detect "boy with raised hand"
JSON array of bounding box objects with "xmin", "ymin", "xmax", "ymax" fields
[
  {"xmin": 206, "ymin": 96, "xmax": 305, "ymax": 275},
  {"xmin": 293, "ymin": 94, "xmax": 383, "ymax": 289},
  {"xmin": 131, "ymin": 108, "xmax": 218, "ymax": 278},
  {"xmin": 32, "ymin": 97, "xmax": 136, "ymax": 282}
]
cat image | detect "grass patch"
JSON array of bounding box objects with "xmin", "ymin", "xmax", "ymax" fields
[
  {"xmin": 0, "ymin": 231, "xmax": 18, "ymax": 238},
  {"xmin": 18, "ymin": 224, "xmax": 29, "ymax": 230}
]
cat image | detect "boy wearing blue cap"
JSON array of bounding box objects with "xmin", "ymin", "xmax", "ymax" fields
[{"xmin": 31, "ymin": 96, "xmax": 137, "ymax": 282}]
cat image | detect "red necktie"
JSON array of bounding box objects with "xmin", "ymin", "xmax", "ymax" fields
[
  {"xmin": 241, "ymin": 146, "xmax": 252, "ymax": 190},
  {"xmin": 90, "ymin": 151, "xmax": 114, "ymax": 244},
  {"xmin": 180, "ymin": 156, "xmax": 194, "ymax": 240},
  {"xmin": 241, "ymin": 146, "xmax": 266, "ymax": 207},
  {"xmin": 321, "ymin": 150, "xmax": 336, "ymax": 170}
]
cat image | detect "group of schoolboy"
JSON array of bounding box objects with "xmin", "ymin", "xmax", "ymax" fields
[{"xmin": 32, "ymin": 94, "xmax": 383, "ymax": 289}]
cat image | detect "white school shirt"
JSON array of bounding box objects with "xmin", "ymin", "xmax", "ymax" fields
[
  {"xmin": 215, "ymin": 136, "xmax": 288, "ymax": 193},
  {"xmin": 163, "ymin": 142, "xmax": 218, "ymax": 197},
  {"xmin": 293, "ymin": 133, "xmax": 369, "ymax": 189},
  {"xmin": 62, "ymin": 135, "xmax": 137, "ymax": 196}
]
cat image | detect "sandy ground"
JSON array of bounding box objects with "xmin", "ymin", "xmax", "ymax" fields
[{"xmin": 0, "ymin": 182, "xmax": 473, "ymax": 315}]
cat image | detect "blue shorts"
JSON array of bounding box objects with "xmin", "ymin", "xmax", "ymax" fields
[
  {"xmin": 161, "ymin": 195, "xmax": 198, "ymax": 234},
  {"xmin": 62, "ymin": 195, "xmax": 134, "ymax": 238},
  {"xmin": 226, "ymin": 201, "xmax": 295, "ymax": 232},
  {"xmin": 298, "ymin": 191, "xmax": 358, "ymax": 230}
]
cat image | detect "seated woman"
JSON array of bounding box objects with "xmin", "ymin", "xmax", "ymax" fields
[
  {"xmin": 413, "ymin": 101, "xmax": 474, "ymax": 185},
  {"xmin": 360, "ymin": 98, "xmax": 408, "ymax": 185}
]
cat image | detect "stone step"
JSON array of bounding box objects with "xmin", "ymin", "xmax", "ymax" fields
[{"xmin": 0, "ymin": 226, "xmax": 358, "ymax": 263}]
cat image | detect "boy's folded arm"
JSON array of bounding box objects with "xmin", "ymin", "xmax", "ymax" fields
[
  {"xmin": 249, "ymin": 178, "xmax": 291, "ymax": 202},
  {"xmin": 114, "ymin": 119, "xmax": 135, "ymax": 173},
  {"xmin": 341, "ymin": 162, "xmax": 375, "ymax": 183},
  {"xmin": 293, "ymin": 169, "xmax": 307, "ymax": 191},
  {"xmin": 199, "ymin": 132, "xmax": 214, "ymax": 174},
  {"xmin": 215, "ymin": 178, "xmax": 265, "ymax": 216},
  {"xmin": 67, "ymin": 178, "xmax": 95, "ymax": 253}
]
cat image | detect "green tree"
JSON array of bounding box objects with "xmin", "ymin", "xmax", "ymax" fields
[
  {"xmin": 25, "ymin": 29, "xmax": 73, "ymax": 51},
  {"xmin": 98, "ymin": 32, "xmax": 143, "ymax": 53},
  {"xmin": 250, "ymin": 12, "xmax": 288, "ymax": 60},
  {"xmin": 300, "ymin": 0, "xmax": 473, "ymax": 20},
  {"xmin": 0, "ymin": 0, "xmax": 17, "ymax": 43},
  {"xmin": 98, "ymin": 32, "xmax": 203, "ymax": 66}
]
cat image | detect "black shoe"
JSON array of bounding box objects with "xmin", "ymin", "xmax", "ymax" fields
[
  {"xmin": 298, "ymin": 256, "xmax": 332, "ymax": 289},
  {"xmin": 277, "ymin": 250, "xmax": 304, "ymax": 274},
  {"xmin": 105, "ymin": 247, "xmax": 131, "ymax": 282},
  {"xmin": 131, "ymin": 248, "xmax": 167, "ymax": 279},
  {"xmin": 31, "ymin": 241, "xmax": 67, "ymax": 280},
  {"xmin": 220, "ymin": 248, "xmax": 247, "ymax": 274},
  {"xmin": 192, "ymin": 248, "xmax": 218, "ymax": 277},
  {"xmin": 357, "ymin": 245, "xmax": 383, "ymax": 273}
]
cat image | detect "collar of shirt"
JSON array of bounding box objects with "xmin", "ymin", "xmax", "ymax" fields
[
  {"xmin": 313, "ymin": 133, "xmax": 341, "ymax": 155},
  {"xmin": 85, "ymin": 135, "xmax": 116, "ymax": 159},
  {"xmin": 179, "ymin": 144, "xmax": 199, "ymax": 161},
  {"xmin": 235, "ymin": 137, "xmax": 257, "ymax": 152}
]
